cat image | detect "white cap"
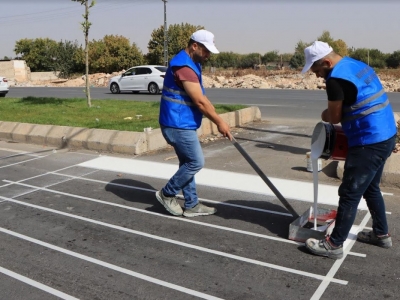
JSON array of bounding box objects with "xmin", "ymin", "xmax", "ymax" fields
[
  {"xmin": 301, "ymin": 41, "xmax": 333, "ymax": 73},
  {"xmin": 190, "ymin": 29, "xmax": 219, "ymax": 54}
]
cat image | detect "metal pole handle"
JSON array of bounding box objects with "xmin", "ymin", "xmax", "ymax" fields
[{"xmin": 231, "ymin": 137, "xmax": 299, "ymax": 218}]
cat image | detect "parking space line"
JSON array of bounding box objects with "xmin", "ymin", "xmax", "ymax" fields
[
  {"xmin": 50, "ymin": 172, "xmax": 292, "ymax": 217},
  {"xmin": 0, "ymin": 227, "xmax": 224, "ymax": 300},
  {"xmin": 0, "ymin": 195, "xmax": 348, "ymax": 285},
  {"xmin": 0, "ymin": 156, "xmax": 49, "ymax": 169},
  {"xmin": 0, "ymin": 265, "xmax": 79, "ymax": 300},
  {"xmin": 310, "ymin": 212, "xmax": 371, "ymax": 300},
  {"xmin": 3, "ymin": 179, "xmax": 299, "ymax": 245}
]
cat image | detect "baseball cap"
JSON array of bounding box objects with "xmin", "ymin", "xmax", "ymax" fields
[
  {"xmin": 301, "ymin": 41, "xmax": 333, "ymax": 73},
  {"xmin": 190, "ymin": 29, "xmax": 219, "ymax": 54}
]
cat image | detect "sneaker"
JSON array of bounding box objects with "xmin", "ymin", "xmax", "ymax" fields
[
  {"xmin": 155, "ymin": 190, "xmax": 183, "ymax": 216},
  {"xmin": 183, "ymin": 203, "xmax": 217, "ymax": 217},
  {"xmin": 357, "ymin": 231, "xmax": 392, "ymax": 248},
  {"xmin": 305, "ymin": 237, "xmax": 343, "ymax": 260}
]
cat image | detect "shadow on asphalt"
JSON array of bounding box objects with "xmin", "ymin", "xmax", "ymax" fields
[
  {"xmin": 236, "ymin": 136, "xmax": 309, "ymax": 155},
  {"xmin": 239, "ymin": 126, "xmax": 312, "ymax": 138},
  {"xmin": 105, "ymin": 178, "xmax": 296, "ymax": 239}
]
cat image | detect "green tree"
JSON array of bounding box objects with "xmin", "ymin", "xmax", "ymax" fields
[
  {"xmin": 146, "ymin": 23, "xmax": 203, "ymax": 65},
  {"xmin": 88, "ymin": 35, "xmax": 144, "ymax": 73},
  {"xmin": 49, "ymin": 40, "xmax": 84, "ymax": 78},
  {"xmin": 72, "ymin": 0, "xmax": 95, "ymax": 107},
  {"xmin": 14, "ymin": 38, "xmax": 58, "ymax": 71},
  {"xmin": 386, "ymin": 51, "xmax": 400, "ymax": 68},
  {"xmin": 349, "ymin": 48, "xmax": 387, "ymax": 68},
  {"xmin": 238, "ymin": 53, "xmax": 261, "ymax": 68},
  {"xmin": 262, "ymin": 51, "xmax": 279, "ymax": 64}
]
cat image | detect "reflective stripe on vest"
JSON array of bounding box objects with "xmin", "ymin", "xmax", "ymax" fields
[
  {"xmin": 342, "ymin": 99, "xmax": 390, "ymax": 122},
  {"xmin": 161, "ymin": 94, "xmax": 195, "ymax": 107},
  {"xmin": 342, "ymin": 89, "xmax": 385, "ymax": 113}
]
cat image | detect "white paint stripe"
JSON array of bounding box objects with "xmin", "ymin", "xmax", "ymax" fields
[
  {"xmin": 0, "ymin": 152, "xmax": 44, "ymax": 159},
  {"xmin": 78, "ymin": 156, "xmax": 368, "ymax": 210},
  {"xmin": 48, "ymin": 172, "xmax": 293, "ymax": 217},
  {"xmin": 347, "ymin": 252, "xmax": 366, "ymax": 258},
  {"xmin": 0, "ymin": 228, "xmax": 223, "ymax": 300},
  {"xmin": 0, "ymin": 266, "xmax": 79, "ymax": 300},
  {"xmin": 0, "ymin": 147, "xmax": 46, "ymax": 156},
  {"xmin": 0, "ymin": 195, "xmax": 347, "ymax": 285},
  {"xmin": 0, "ymin": 156, "xmax": 47, "ymax": 169},
  {"xmin": 3, "ymin": 180, "xmax": 299, "ymax": 245},
  {"xmin": 310, "ymin": 212, "xmax": 371, "ymax": 300}
]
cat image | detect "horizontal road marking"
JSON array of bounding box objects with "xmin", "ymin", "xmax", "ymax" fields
[
  {"xmin": 0, "ymin": 265, "xmax": 78, "ymax": 300},
  {"xmin": 0, "ymin": 156, "xmax": 48, "ymax": 169},
  {"xmin": 3, "ymin": 179, "xmax": 299, "ymax": 245},
  {"xmin": 0, "ymin": 227, "xmax": 223, "ymax": 300},
  {"xmin": 49, "ymin": 172, "xmax": 292, "ymax": 217},
  {"xmin": 310, "ymin": 212, "xmax": 371, "ymax": 300},
  {"xmin": 78, "ymin": 156, "xmax": 368, "ymax": 210},
  {"xmin": 0, "ymin": 194, "xmax": 348, "ymax": 285}
]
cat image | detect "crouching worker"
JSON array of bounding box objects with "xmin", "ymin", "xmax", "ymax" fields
[{"xmin": 156, "ymin": 29, "xmax": 232, "ymax": 217}]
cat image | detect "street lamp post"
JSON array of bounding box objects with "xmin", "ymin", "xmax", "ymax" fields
[{"xmin": 162, "ymin": 0, "xmax": 168, "ymax": 66}]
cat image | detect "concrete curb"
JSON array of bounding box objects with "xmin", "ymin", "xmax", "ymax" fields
[{"xmin": 0, "ymin": 106, "xmax": 261, "ymax": 155}]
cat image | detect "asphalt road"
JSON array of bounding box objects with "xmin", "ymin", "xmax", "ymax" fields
[
  {"xmin": 1, "ymin": 120, "xmax": 400, "ymax": 300},
  {"xmin": 7, "ymin": 87, "xmax": 400, "ymax": 121}
]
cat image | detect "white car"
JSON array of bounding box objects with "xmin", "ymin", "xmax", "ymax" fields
[
  {"xmin": 109, "ymin": 65, "xmax": 167, "ymax": 95},
  {"xmin": 0, "ymin": 76, "xmax": 9, "ymax": 97}
]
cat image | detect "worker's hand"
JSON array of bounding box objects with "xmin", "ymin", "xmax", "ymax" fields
[{"xmin": 217, "ymin": 122, "xmax": 233, "ymax": 141}]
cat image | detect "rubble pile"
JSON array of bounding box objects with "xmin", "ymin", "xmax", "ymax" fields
[{"xmin": 17, "ymin": 69, "xmax": 400, "ymax": 93}]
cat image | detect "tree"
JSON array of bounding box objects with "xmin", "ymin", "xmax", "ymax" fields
[
  {"xmin": 386, "ymin": 51, "xmax": 400, "ymax": 69},
  {"xmin": 49, "ymin": 40, "xmax": 84, "ymax": 78},
  {"xmin": 349, "ymin": 48, "xmax": 387, "ymax": 68},
  {"xmin": 89, "ymin": 35, "xmax": 144, "ymax": 73},
  {"xmin": 72, "ymin": 0, "xmax": 95, "ymax": 107},
  {"xmin": 14, "ymin": 38, "xmax": 58, "ymax": 71},
  {"xmin": 262, "ymin": 51, "xmax": 279, "ymax": 64},
  {"xmin": 146, "ymin": 23, "xmax": 203, "ymax": 65}
]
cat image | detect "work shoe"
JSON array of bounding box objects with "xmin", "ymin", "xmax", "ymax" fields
[
  {"xmin": 357, "ymin": 231, "xmax": 392, "ymax": 248},
  {"xmin": 155, "ymin": 190, "xmax": 183, "ymax": 216},
  {"xmin": 305, "ymin": 237, "xmax": 343, "ymax": 260},
  {"xmin": 183, "ymin": 203, "xmax": 217, "ymax": 218}
]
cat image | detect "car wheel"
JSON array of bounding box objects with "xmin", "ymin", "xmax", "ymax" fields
[
  {"xmin": 148, "ymin": 83, "xmax": 159, "ymax": 94},
  {"xmin": 110, "ymin": 83, "xmax": 120, "ymax": 94}
]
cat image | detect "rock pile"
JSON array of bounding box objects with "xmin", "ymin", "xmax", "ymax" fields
[
  {"xmin": 20, "ymin": 70, "xmax": 400, "ymax": 93},
  {"xmin": 202, "ymin": 73, "xmax": 400, "ymax": 92}
]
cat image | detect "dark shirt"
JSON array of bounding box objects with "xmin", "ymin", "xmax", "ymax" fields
[{"xmin": 326, "ymin": 77, "xmax": 358, "ymax": 106}]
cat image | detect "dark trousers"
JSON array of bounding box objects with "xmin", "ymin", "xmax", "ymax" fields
[{"xmin": 330, "ymin": 135, "xmax": 396, "ymax": 246}]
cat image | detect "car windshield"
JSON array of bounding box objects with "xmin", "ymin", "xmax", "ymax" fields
[{"xmin": 155, "ymin": 67, "xmax": 167, "ymax": 73}]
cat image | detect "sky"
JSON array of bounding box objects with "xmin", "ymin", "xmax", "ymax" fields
[{"xmin": 1, "ymin": 0, "xmax": 399, "ymax": 58}]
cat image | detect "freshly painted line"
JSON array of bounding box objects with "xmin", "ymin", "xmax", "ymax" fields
[
  {"xmin": 347, "ymin": 252, "xmax": 366, "ymax": 258},
  {"xmin": 0, "ymin": 156, "xmax": 47, "ymax": 169},
  {"xmin": 0, "ymin": 227, "xmax": 223, "ymax": 300},
  {"xmin": 310, "ymin": 212, "xmax": 371, "ymax": 300},
  {"xmin": 0, "ymin": 195, "xmax": 348, "ymax": 285},
  {"xmin": 3, "ymin": 180, "xmax": 299, "ymax": 245},
  {"xmin": 78, "ymin": 156, "xmax": 369, "ymax": 210},
  {"xmin": 48, "ymin": 172, "xmax": 293, "ymax": 217},
  {"xmin": 0, "ymin": 266, "xmax": 79, "ymax": 300}
]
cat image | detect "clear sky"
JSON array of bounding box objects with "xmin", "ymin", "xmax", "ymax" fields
[{"xmin": 1, "ymin": 0, "xmax": 399, "ymax": 58}]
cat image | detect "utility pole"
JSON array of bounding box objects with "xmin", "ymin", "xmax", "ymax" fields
[{"xmin": 162, "ymin": 0, "xmax": 168, "ymax": 66}]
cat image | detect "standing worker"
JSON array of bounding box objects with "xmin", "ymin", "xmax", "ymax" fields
[
  {"xmin": 156, "ymin": 29, "xmax": 232, "ymax": 217},
  {"xmin": 301, "ymin": 41, "xmax": 396, "ymax": 259}
]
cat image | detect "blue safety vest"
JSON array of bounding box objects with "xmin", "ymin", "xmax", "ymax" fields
[
  {"xmin": 327, "ymin": 57, "xmax": 396, "ymax": 147},
  {"xmin": 159, "ymin": 50, "xmax": 205, "ymax": 129}
]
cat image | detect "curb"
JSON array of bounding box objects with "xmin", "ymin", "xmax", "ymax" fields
[{"xmin": 0, "ymin": 106, "xmax": 261, "ymax": 155}]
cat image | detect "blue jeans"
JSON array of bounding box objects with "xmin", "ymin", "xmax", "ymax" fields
[
  {"xmin": 330, "ymin": 135, "xmax": 396, "ymax": 246},
  {"xmin": 161, "ymin": 126, "xmax": 205, "ymax": 209}
]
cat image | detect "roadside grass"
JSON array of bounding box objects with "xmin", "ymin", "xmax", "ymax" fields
[{"xmin": 0, "ymin": 97, "xmax": 247, "ymax": 132}]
